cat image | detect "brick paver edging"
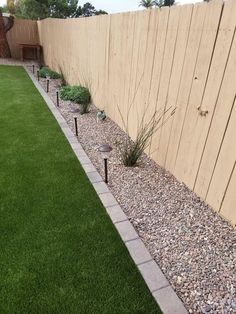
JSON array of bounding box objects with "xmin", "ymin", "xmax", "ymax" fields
[{"xmin": 24, "ymin": 66, "xmax": 188, "ymax": 314}]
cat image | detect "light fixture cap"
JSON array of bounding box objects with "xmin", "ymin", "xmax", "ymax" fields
[{"xmin": 98, "ymin": 144, "xmax": 113, "ymax": 153}]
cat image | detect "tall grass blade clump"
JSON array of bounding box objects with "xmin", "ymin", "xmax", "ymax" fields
[{"xmin": 118, "ymin": 107, "xmax": 175, "ymax": 167}]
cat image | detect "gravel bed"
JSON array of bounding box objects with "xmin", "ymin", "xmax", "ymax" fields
[{"xmin": 30, "ymin": 68, "xmax": 236, "ymax": 314}]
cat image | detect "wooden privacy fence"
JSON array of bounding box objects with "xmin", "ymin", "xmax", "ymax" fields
[
  {"xmin": 37, "ymin": 0, "xmax": 236, "ymax": 226},
  {"xmin": 7, "ymin": 19, "xmax": 39, "ymax": 59}
]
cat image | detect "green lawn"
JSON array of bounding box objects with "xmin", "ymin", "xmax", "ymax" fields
[{"xmin": 0, "ymin": 65, "xmax": 161, "ymax": 313}]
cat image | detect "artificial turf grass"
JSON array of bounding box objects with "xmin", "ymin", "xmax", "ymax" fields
[{"xmin": 0, "ymin": 65, "xmax": 161, "ymax": 314}]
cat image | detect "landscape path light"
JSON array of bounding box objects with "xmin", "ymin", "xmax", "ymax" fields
[
  {"xmin": 70, "ymin": 106, "xmax": 80, "ymax": 113},
  {"xmin": 46, "ymin": 74, "xmax": 50, "ymax": 93},
  {"xmin": 37, "ymin": 69, "xmax": 40, "ymax": 81},
  {"xmin": 74, "ymin": 117, "xmax": 78, "ymax": 137},
  {"xmin": 56, "ymin": 89, "xmax": 59, "ymax": 107},
  {"xmin": 98, "ymin": 144, "xmax": 113, "ymax": 184}
]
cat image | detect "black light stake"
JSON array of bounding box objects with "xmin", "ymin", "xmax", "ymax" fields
[
  {"xmin": 74, "ymin": 117, "xmax": 78, "ymax": 136},
  {"xmin": 98, "ymin": 144, "xmax": 113, "ymax": 184},
  {"xmin": 46, "ymin": 75, "xmax": 50, "ymax": 93},
  {"xmin": 37, "ymin": 70, "xmax": 40, "ymax": 81},
  {"xmin": 56, "ymin": 91, "xmax": 59, "ymax": 107},
  {"xmin": 104, "ymin": 158, "xmax": 108, "ymax": 184},
  {"xmin": 32, "ymin": 64, "xmax": 35, "ymax": 74}
]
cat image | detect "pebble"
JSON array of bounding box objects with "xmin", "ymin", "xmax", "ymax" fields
[{"xmin": 204, "ymin": 305, "xmax": 211, "ymax": 312}]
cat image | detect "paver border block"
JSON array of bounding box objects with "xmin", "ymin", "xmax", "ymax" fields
[
  {"xmin": 61, "ymin": 126, "xmax": 73, "ymax": 136},
  {"xmin": 99, "ymin": 192, "xmax": 118, "ymax": 207},
  {"xmin": 70, "ymin": 142, "xmax": 85, "ymax": 152},
  {"xmin": 67, "ymin": 136, "xmax": 80, "ymax": 145},
  {"xmin": 125, "ymin": 239, "xmax": 152, "ymax": 266},
  {"xmin": 106, "ymin": 205, "xmax": 128, "ymax": 224},
  {"xmin": 71, "ymin": 145, "xmax": 87, "ymax": 156},
  {"xmin": 138, "ymin": 260, "xmax": 169, "ymax": 292},
  {"xmin": 115, "ymin": 220, "xmax": 139, "ymax": 242},
  {"xmin": 92, "ymin": 181, "xmax": 110, "ymax": 195},
  {"xmin": 87, "ymin": 171, "xmax": 103, "ymax": 183},
  {"xmin": 83, "ymin": 163, "xmax": 97, "ymax": 174},
  {"xmin": 153, "ymin": 286, "xmax": 188, "ymax": 314},
  {"xmin": 77, "ymin": 155, "xmax": 91, "ymax": 165},
  {"xmin": 64, "ymin": 130, "xmax": 76, "ymax": 139}
]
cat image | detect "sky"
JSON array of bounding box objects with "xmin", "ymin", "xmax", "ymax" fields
[
  {"xmin": 0, "ymin": 0, "xmax": 201, "ymax": 13},
  {"xmin": 79, "ymin": 0, "xmax": 201, "ymax": 13}
]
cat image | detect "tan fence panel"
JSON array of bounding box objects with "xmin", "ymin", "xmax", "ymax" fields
[
  {"xmin": 220, "ymin": 161, "xmax": 236, "ymax": 225},
  {"xmin": 206, "ymin": 96, "xmax": 236, "ymax": 215},
  {"xmin": 158, "ymin": 4, "xmax": 193, "ymax": 166},
  {"xmin": 152, "ymin": 5, "xmax": 181, "ymax": 163},
  {"xmin": 37, "ymin": 0, "xmax": 236, "ymax": 227},
  {"xmin": 174, "ymin": 0, "xmax": 223, "ymax": 188},
  {"xmin": 7, "ymin": 19, "xmax": 39, "ymax": 59},
  {"xmin": 164, "ymin": 2, "xmax": 208, "ymax": 173},
  {"xmin": 194, "ymin": 0, "xmax": 236, "ymax": 199}
]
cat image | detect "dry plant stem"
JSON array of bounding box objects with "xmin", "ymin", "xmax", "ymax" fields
[
  {"xmin": 116, "ymin": 70, "xmax": 176, "ymax": 166},
  {"xmin": 118, "ymin": 105, "xmax": 175, "ymax": 167}
]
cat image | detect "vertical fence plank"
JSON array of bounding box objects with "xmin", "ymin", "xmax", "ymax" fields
[
  {"xmin": 194, "ymin": 0, "xmax": 236, "ymax": 198},
  {"xmin": 173, "ymin": 0, "xmax": 223, "ymax": 188},
  {"xmin": 107, "ymin": 13, "xmax": 126, "ymax": 127},
  {"xmin": 156, "ymin": 4, "xmax": 193, "ymax": 166},
  {"xmin": 152, "ymin": 5, "xmax": 181, "ymax": 164},
  {"xmin": 165, "ymin": 2, "xmax": 208, "ymax": 173},
  {"xmin": 121, "ymin": 12, "xmax": 137, "ymax": 130},
  {"xmin": 206, "ymin": 98, "xmax": 236, "ymax": 212},
  {"xmin": 220, "ymin": 162, "xmax": 236, "ymax": 227},
  {"xmin": 134, "ymin": 10, "xmax": 152, "ymax": 133},
  {"xmin": 139, "ymin": 8, "xmax": 160, "ymax": 130},
  {"xmin": 127, "ymin": 10, "xmax": 150, "ymax": 139},
  {"xmin": 147, "ymin": 7, "xmax": 170, "ymax": 156},
  {"xmin": 159, "ymin": 4, "xmax": 193, "ymax": 167}
]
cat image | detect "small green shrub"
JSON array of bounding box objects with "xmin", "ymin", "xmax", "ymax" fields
[
  {"xmin": 39, "ymin": 67, "xmax": 61, "ymax": 79},
  {"xmin": 69, "ymin": 86, "xmax": 91, "ymax": 104},
  {"xmin": 59, "ymin": 86, "xmax": 72, "ymax": 101},
  {"xmin": 67, "ymin": 86, "xmax": 81, "ymax": 102},
  {"xmin": 59, "ymin": 85, "xmax": 91, "ymax": 114}
]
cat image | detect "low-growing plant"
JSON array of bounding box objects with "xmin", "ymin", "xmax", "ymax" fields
[
  {"xmin": 75, "ymin": 86, "xmax": 91, "ymax": 114},
  {"xmin": 59, "ymin": 85, "xmax": 91, "ymax": 114},
  {"xmin": 39, "ymin": 67, "xmax": 61, "ymax": 79},
  {"xmin": 68, "ymin": 86, "xmax": 81, "ymax": 102},
  {"xmin": 70, "ymin": 86, "xmax": 91, "ymax": 104},
  {"xmin": 59, "ymin": 85, "xmax": 71, "ymax": 100}
]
